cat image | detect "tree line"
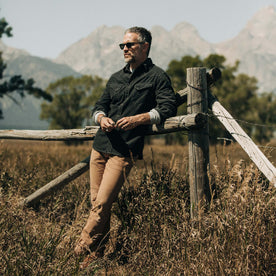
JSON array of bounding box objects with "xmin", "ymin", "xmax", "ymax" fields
[{"xmin": 1, "ymin": 18, "xmax": 276, "ymax": 144}]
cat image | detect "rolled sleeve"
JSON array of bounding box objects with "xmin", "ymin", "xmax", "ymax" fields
[
  {"xmin": 93, "ymin": 111, "xmax": 106, "ymax": 125},
  {"xmin": 149, "ymin": 108, "xmax": 161, "ymax": 124}
]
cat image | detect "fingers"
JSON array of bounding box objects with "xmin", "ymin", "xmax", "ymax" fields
[
  {"xmin": 100, "ymin": 116, "xmax": 138, "ymax": 132},
  {"xmin": 115, "ymin": 118, "xmax": 127, "ymax": 129},
  {"xmin": 100, "ymin": 117, "xmax": 115, "ymax": 132},
  {"xmin": 116, "ymin": 117, "xmax": 137, "ymax": 131}
]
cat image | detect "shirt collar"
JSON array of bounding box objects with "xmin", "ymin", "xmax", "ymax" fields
[{"xmin": 123, "ymin": 58, "xmax": 153, "ymax": 74}]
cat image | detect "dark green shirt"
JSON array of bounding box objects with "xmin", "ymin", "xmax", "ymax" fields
[{"xmin": 92, "ymin": 58, "xmax": 177, "ymax": 158}]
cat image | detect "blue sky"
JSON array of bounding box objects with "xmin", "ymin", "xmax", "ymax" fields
[{"xmin": 0, "ymin": 0, "xmax": 275, "ymax": 58}]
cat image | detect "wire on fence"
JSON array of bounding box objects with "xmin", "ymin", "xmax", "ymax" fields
[{"xmin": 207, "ymin": 112, "xmax": 276, "ymax": 129}]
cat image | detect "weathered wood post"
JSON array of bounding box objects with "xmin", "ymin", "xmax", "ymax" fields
[
  {"xmin": 187, "ymin": 67, "xmax": 209, "ymax": 219},
  {"xmin": 20, "ymin": 156, "xmax": 90, "ymax": 207}
]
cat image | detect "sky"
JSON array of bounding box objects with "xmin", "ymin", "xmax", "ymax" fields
[{"xmin": 0, "ymin": 0, "xmax": 275, "ymax": 59}]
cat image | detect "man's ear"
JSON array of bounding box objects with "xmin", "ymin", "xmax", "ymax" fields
[{"xmin": 143, "ymin": 42, "xmax": 150, "ymax": 54}]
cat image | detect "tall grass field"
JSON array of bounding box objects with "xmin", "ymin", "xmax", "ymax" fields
[{"xmin": 0, "ymin": 139, "xmax": 275, "ymax": 275}]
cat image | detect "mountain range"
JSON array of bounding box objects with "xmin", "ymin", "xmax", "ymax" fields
[{"xmin": 0, "ymin": 5, "xmax": 275, "ymax": 129}]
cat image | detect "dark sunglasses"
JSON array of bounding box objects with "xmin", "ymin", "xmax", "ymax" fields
[{"xmin": 119, "ymin": 42, "xmax": 144, "ymax": 50}]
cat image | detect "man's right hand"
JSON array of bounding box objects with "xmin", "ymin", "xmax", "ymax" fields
[{"xmin": 98, "ymin": 115, "xmax": 115, "ymax": 132}]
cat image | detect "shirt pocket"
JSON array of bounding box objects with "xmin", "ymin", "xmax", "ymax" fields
[
  {"xmin": 134, "ymin": 83, "xmax": 153, "ymax": 92},
  {"xmin": 132, "ymin": 83, "xmax": 155, "ymax": 110},
  {"xmin": 133, "ymin": 83, "xmax": 154, "ymax": 101}
]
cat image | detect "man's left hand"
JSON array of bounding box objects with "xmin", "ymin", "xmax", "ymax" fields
[
  {"xmin": 115, "ymin": 116, "xmax": 138, "ymax": 131},
  {"xmin": 116, "ymin": 113, "xmax": 151, "ymax": 131}
]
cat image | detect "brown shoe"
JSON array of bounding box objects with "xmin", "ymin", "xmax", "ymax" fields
[
  {"xmin": 74, "ymin": 240, "xmax": 90, "ymax": 256},
  {"xmin": 79, "ymin": 250, "xmax": 104, "ymax": 269}
]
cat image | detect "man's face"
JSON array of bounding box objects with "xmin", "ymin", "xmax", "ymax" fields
[{"xmin": 122, "ymin": 32, "xmax": 148, "ymax": 69}]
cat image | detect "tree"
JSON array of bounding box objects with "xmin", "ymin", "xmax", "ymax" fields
[
  {"xmin": 166, "ymin": 54, "xmax": 276, "ymax": 144},
  {"xmin": 0, "ymin": 18, "xmax": 52, "ymax": 119},
  {"xmin": 40, "ymin": 75, "xmax": 105, "ymax": 129},
  {"xmin": 250, "ymin": 92, "xmax": 276, "ymax": 142},
  {"xmin": 167, "ymin": 55, "xmax": 203, "ymax": 92}
]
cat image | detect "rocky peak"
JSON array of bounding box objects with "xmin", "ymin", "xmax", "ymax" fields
[
  {"xmin": 215, "ymin": 6, "xmax": 276, "ymax": 61},
  {"xmin": 243, "ymin": 5, "xmax": 276, "ymax": 55},
  {"xmin": 246, "ymin": 6, "xmax": 276, "ymax": 38}
]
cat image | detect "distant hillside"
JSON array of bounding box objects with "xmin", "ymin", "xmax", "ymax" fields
[
  {"xmin": 5, "ymin": 55, "xmax": 81, "ymax": 89},
  {"xmin": 0, "ymin": 51, "xmax": 81, "ymax": 129},
  {"xmin": 215, "ymin": 5, "xmax": 276, "ymax": 93},
  {"xmin": 1, "ymin": 5, "xmax": 276, "ymax": 129}
]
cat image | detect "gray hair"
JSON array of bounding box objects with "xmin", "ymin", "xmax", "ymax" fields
[{"xmin": 125, "ymin": 26, "xmax": 152, "ymax": 56}]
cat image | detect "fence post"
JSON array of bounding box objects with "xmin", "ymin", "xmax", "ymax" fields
[{"xmin": 187, "ymin": 67, "xmax": 210, "ymax": 219}]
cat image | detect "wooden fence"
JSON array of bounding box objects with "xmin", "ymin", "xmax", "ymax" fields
[{"xmin": 1, "ymin": 67, "xmax": 275, "ymax": 219}]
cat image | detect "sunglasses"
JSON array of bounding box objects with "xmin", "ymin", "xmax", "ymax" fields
[{"xmin": 119, "ymin": 42, "xmax": 144, "ymax": 50}]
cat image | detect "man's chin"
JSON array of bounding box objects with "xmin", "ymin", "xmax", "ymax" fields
[{"xmin": 124, "ymin": 57, "xmax": 134, "ymax": 64}]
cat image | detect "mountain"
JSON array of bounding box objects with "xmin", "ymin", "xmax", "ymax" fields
[
  {"xmin": 55, "ymin": 23, "xmax": 215, "ymax": 78},
  {"xmin": 1, "ymin": 5, "xmax": 275, "ymax": 129},
  {"xmin": 55, "ymin": 25, "xmax": 125, "ymax": 78},
  {"xmin": 0, "ymin": 42, "xmax": 81, "ymax": 129},
  {"xmin": 150, "ymin": 23, "xmax": 214, "ymax": 70},
  {"xmin": 0, "ymin": 40, "xmax": 29, "ymax": 60},
  {"xmin": 215, "ymin": 5, "xmax": 276, "ymax": 93}
]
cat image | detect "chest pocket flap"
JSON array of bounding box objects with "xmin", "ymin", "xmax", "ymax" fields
[{"xmin": 135, "ymin": 83, "xmax": 153, "ymax": 91}]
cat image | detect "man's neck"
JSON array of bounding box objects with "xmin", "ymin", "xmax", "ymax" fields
[{"xmin": 129, "ymin": 58, "xmax": 148, "ymax": 71}]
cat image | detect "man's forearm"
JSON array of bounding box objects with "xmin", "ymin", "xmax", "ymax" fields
[
  {"xmin": 115, "ymin": 112, "xmax": 152, "ymax": 131},
  {"xmin": 133, "ymin": 112, "xmax": 151, "ymax": 125}
]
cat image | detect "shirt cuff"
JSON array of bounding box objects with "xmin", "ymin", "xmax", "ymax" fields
[
  {"xmin": 93, "ymin": 111, "xmax": 106, "ymax": 125},
  {"xmin": 149, "ymin": 109, "xmax": 161, "ymax": 124}
]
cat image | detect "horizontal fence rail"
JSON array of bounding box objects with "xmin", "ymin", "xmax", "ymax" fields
[{"xmin": 0, "ymin": 113, "xmax": 207, "ymax": 141}]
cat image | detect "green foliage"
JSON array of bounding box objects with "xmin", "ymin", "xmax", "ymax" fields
[
  {"xmin": 40, "ymin": 75, "xmax": 105, "ymax": 129},
  {"xmin": 0, "ymin": 18, "xmax": 12, "ymax": 38},
  {"xmin": 0, "ymin": 17, "xmax": 52, "ymax": 119},
  {"xmin": 203, "ymin": 54, "xmax": 226, "ymax": 70},
  {"xmin": 251, "ymin": 92, "xmax": 276, "ymax": 142},
  {"xmin": 167, "ymin": 55, "xmax": 203, "ymax": 92},
  {"xmin": 166, "ymin": 54, "xmax": 276, "ymax": 144}
]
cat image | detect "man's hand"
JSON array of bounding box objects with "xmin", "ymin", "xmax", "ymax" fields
[
  {"xmin": 98, "ymin": 115, "xmax": 115, "ymax": 132},
  {"xmin": 115, "ymin": 116, "xmax": 138, "ymax": 131},
  {"xmin": 116, "ymin": 113, "xmax": 151, "ymax": 131}
]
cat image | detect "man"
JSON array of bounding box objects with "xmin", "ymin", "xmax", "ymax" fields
[{"xmin": 74, "ymin": 26, "xmax": 177, "ymax": 266}]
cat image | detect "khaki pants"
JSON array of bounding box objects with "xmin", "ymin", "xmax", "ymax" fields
[{"xmin": 79, "ymin": 149, "xmax": 133, "ymax": 253}]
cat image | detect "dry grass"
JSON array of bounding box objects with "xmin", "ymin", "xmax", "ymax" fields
[{"xmin": 0, "ymin": 139, "xmax": 275, "ymax": 275}]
